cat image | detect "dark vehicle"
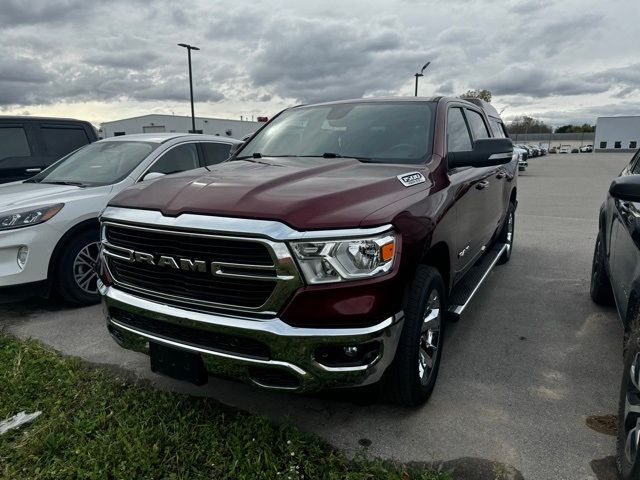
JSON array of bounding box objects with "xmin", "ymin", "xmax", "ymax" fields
[
  {"xmin": 0, "ymin": 116, "xmax": 97, "ymax": 184},
  {"xmin": 590, "ymin": 149, "xmax": 640, "ymax": 478},
  {"xmin": 99, "ymin": 97, "xmax": 517, "ymax": 406}
]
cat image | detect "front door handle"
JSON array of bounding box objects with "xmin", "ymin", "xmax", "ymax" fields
[
  {"xmin": 476, "ymin": 180, "xmax": 490, "ymax": 190},
  {"xmin": 25, "ymin": 168, "xmax": 42, "ymax": 173},
  {"xmin": 496, "ymin": 171, "xmax": 506, "ymax": 179}
]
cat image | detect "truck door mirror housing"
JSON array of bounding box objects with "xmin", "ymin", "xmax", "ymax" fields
[
  {"xmin": 609, "ymin": 176, "xmax": 640, "ymax": 202},
  {"xmin": 447, "ymin": 138, "xmax": 514, "ymax": 169},
  {"xmin": 141, "ymin": 171, "xmax": 166, "ymax": 182}
]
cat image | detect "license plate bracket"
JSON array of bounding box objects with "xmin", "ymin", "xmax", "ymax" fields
[{"xmin": 149, "ymin": 342, "xmax": 207, "ymax": 386}]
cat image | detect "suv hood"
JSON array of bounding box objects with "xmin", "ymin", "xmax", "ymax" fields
[
  {"xmin": 109, "ymin": 157, "xmax": 432, "ymax": 229},
  {"xmin": 0, "ymin": 181, "xmax": 113, "ymax": 211}
]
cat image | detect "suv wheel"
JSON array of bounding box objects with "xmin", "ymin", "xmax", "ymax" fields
[
  {"xmin": 618, "ymin": 330, "xmax": 640, "ymax": 479},
  {"xmin": 55, "ymin": 229, "xmax": 101, "ymax": 305},
  {"xmin": 387, "ymin": 265, "xmax": 445, "ymax": 406},
  {"xmin": 497, "ymin": 201, "xmax": 515, "ymax": 265},
  {"xmin": 590, "ymin": 232, "xmax": 614, "ymax": 305}
]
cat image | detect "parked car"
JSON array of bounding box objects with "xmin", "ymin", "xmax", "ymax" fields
[
  {"xmin": 513, "ymin": 146, "xmax": 528, "ymax": 171},
  {"xmin": 516, "ymin": 144, "xmax": 533, "ymax": 157},
  {"xmin": 549, "ymin": 147, "xmax": 558, "ymax": 154},
  {"xmin": 590, "ymin": 149, "xmax": 640, "ymax": 479},
  {"xmin": 571, "ymin": 148, "xmax": 580, "ymax": 153},
  {"xmin": 0, "ymin": 116, "xmax": 97, "ymax": 184},
  {"xmin": 0, "ymin": 133, "xmax": 241, "ymax": 305},
  {"xmin": 100, "ymin": 97, "xmax": 518, "ymax": 406},
  {"xmin": 560, "ymin": 146, "xmax": 570, "ymax": 154},
  {"xmin": 579, "ymin": 145, "xmax": 593, "ymax": 153},
  {"xmin": 540, "ymin": 147, "xmax": 548, "ymax": 156}
]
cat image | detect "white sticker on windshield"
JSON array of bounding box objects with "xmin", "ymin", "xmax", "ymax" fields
[{"xmin": 397, "ymin": 172, "xmax": 426, "ymax": 187}]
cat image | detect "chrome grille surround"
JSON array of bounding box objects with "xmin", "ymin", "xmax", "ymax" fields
[{"xmin": 101, "ymin": 220, "xmax": 302, "ymax": 317}]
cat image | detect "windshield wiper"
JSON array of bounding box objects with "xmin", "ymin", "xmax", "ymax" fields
[
  {"xmin": 235, "ymin": 152, "xmax": 263, "ymax": 160},
  {"xmin": 39, "ymin": 181, "xmax": 87, "ymax": 187},
  {"xmin": 23, "ymin": 178, "xmax": 41, "ymax": 183},
  {"xmin": 298, "ymin": 153, "xmax": 374, "ymax": 161}
]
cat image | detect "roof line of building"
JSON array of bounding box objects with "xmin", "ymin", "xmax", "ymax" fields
[{"xmin": 101, "ymin": 113, "xmax": 260, "ymax": 126}]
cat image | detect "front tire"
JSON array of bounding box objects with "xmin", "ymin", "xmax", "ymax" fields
[
  {"xmin": 618, "ymin": 330, "xmax": 640, "ymax": 479},
  {"xmin": 387, "ymin": 265, "xmax": 445, "ymax": 406},
  {"xmin": 55, "ymin": 229, "xmax": 101, "ymax": 305},
  {"xmin": 590, "ymin": 232, "xmax": 614, "ymax": 305}
]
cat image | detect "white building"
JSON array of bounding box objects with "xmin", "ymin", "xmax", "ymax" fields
[
  {"xmin": 594, "ymin": 116, "xmax": 640, "ymax": 151},
  {"xmin": 101, "ymin": 114, "xmax": 263, "ymax": 140}
]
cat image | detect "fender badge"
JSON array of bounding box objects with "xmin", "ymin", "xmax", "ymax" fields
[{"xmin": 397, "ymin": 172, "xmax": 426, "ymax": 187}]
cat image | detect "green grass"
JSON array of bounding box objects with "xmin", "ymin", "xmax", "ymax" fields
[{"xmin": 0, "ymin": 334, "xmax": 452, "ymax": 480}]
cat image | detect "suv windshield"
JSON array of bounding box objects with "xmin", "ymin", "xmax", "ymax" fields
[
  {"xmin": 237, "ymin": 102, "xmax": 436, "ymax": 164},
  {"xmin": 28, "ymin": 141, "xmax": 157, "ymax": 186}
]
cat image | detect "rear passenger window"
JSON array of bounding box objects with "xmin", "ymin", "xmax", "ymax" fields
[
  {"xmin": 0, "ymin": 127, "xmax": 31, "ymax": 160},
  {"xmin": 447, "ymin": 108, "xmax": 472, "ymax": 152},
  {"xmin": 41, "ymin": 127, "xmax": 90, "ymax": 157},
  {"xmin": 489, "ymin": 119, "xmax": 507, "ymax": 138},
  {"xmin": 201, "ymin": 142, "xmax": 232, "ymax": 166},
  {"xmin": 466, "ymin": 110, "xmax": 490, "ymax": 140}
]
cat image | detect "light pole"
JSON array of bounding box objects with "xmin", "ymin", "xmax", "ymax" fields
[
  {"xmin": 178, "ymin": 43, "xmax": 200, "ymax": 133},
  {"xmin": 414, "ymin": 61, "xmax": 430, "ymax": 97}
]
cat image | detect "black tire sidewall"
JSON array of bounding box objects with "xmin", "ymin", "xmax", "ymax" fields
[
  {"xmin": 590, "ymin": 232, "xmax": 614, "ymax": 305},
  {"xmin": 617, "ymin": 331, "xmax": 640, "ymax": 479},
  {"xmin": 56, "ymin": 229, "xmax": 100, "ymax": 305},
  {"xmin": 389, "ymin": 265, "xmax": 446, "ymax": 406}
]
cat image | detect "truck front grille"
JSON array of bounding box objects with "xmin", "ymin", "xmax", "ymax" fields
[{"xmin": 102, "ymin": 222, "xmax": 301, "ymax": 315}]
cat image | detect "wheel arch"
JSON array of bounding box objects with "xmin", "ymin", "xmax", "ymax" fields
[
  {"xmin": 47, "ymin": 218, "xmax": 100, "ymax": 280},
  {"xmin": 420, "ymin": 241, "xmax": 451, "ymax": 295},
  {"xmin": 509, "ymin": 186, "xmax": 517, "ymax": 205}
]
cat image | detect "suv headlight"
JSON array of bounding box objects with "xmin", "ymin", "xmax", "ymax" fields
[
  {"xmin": 291, "ymin": 232, "xmax": 397, "ymax": 284},
  {"xmin": 0, "ymin": 204, "xmax": 64, "ymax": 231}
]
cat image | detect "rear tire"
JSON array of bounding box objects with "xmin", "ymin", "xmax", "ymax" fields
[
  {"xmin": 590, "ymin": 232, "xmax": 614, "ymax": 305},
  {"xmin": 617, "ymin": 329, "xmax": 640, "ymax": 479},
  {"xmin": 497, "ymin": 202, "xmax": 515, "ymax": 265},
  {"xmin": 55, "ymin": 229, "xmax": 101, "ymax": 305},
  {"xmin": 387, "ymin": 265, "xmax": 445, "ymax": 406}
]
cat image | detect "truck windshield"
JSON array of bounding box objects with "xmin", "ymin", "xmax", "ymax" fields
[
  {"xmin": 27, "ymin": 141, "xmax": 158, "ymax": 187},
  {"xmin": 238, "ymin": 102, "xmax": 436, "ymax": 164}
]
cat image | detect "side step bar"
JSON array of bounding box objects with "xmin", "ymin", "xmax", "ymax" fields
[{"xmin": 447, "ymin": 243, "xmax": 507, "ymax": 320}]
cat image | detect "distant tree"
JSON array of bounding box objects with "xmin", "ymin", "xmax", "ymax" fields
[
  {"xmin": 506, "ymin": 116, "xmax": 552, "ymax": 134},
  {"xmin": 460, "ymin": 89, "xmax": 492, "ymax": 103},
  {"xmin": 554, "ymin": 124, "xmax": 595, "ymax": 133}
]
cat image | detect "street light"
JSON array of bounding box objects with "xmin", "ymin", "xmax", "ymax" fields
[
  {"xmin": 414, "ymin": 61, "xmax": 430, "ymax": 97},
  {"xmin": 178, "ymin": 43, "xmax": 200, "ymax": 133}
]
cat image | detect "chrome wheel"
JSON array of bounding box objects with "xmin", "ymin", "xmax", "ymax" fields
[
  {"xmin": 624, "ymin": 353, "xmax": 640, "ymax": 464},
  {"xmin": 418, "ymin": 289, "xmax": 441, "ymax": 385},
  {"xmin": 73, "ymin": 242, "xmax": 100, "ymax": 294},
  {"xmin": 505, "ymin": 211, "xmax": 514, "ymax": 255}
]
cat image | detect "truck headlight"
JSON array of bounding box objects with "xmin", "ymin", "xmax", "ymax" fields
[
  {"xmin": 290, "ymin": 232, "xmax": 396, "ymax": 284},
  {"xmin": 0, "ymin": 204, "xmax": 64, "ymax": 231}
]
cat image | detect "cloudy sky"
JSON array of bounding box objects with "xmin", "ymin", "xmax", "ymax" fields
[{"xmin": 1, "ymin": 0, "xmax": 638, "ymax": 129}]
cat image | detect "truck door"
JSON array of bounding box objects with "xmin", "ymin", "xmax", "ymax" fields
[
  {"xmin": 464, "ymin": 108, "xmax": 505, "ymax": 241},
  {"xmin": 445, "ymin": 106, "xmax": 493, "ymax": 276},
  {"xmin": 610, "ymin": 153, "xmax": 640, "ymax": 320}
]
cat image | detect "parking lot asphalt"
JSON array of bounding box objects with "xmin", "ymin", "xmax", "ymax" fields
[{"xmin": 0, "ymin": 152, "xmax": 631, "ymax": 480}]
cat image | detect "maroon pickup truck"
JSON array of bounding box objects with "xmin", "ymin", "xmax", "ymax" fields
[{"xmin": 99, "ymin": 97, "xmax": 517, "ymax": 406}]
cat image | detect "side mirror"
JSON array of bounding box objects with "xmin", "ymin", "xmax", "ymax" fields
[
  {"xmin": 609, "ymin": 176, "xmax": 640, "ymax": 202},
  {"xmin": 141, "ymin": 171, "xmax": 166, "ymax": 182},
  {"xmin": 229, "ymin": 142, "xmax": 244, "ymax": 156},
  {"xmin": 447, "ymin": 138, "xmax": 514, "ymax": 169}
]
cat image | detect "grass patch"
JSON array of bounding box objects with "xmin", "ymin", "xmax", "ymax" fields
[{"xmin": 0, "ymin": 334, "xmax": 451, "ymax": 480}]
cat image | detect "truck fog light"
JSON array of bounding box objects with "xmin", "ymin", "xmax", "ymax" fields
[{"xmin": 17, "ymin": 246, "xmax": 29, "ymax": 269}]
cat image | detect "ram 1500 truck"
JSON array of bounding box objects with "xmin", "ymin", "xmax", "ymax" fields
[{"xmin": 99, "ymin": 97, "xmax": 517, "ymax": 406}]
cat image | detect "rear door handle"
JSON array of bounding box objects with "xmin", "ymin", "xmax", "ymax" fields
[
  {"xmin": 25, "ymin": 168, "xmax": 41, "ymax": 173},
  {"xmin": 476, "ymin": 180, "xmax": 490, "ymax": 190}
]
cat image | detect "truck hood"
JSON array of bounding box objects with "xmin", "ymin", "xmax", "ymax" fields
[{"xmin": 109, "ymin": 157, "xmax": 432, "ymax": 230}]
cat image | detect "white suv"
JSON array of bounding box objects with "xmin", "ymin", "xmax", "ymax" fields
[{"xmin": 0, "ymin": 133, "xmax": 241, "ymax": 305}]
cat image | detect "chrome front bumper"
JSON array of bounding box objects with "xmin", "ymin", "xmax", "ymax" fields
[{"xmin": 101, "ymin": 284, "xmax": 404, "ymax": 392}]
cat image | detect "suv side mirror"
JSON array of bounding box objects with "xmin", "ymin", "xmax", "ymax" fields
[
  {"xmin": 229, "ymin": 142, "xmax": 244, "ymax": 156},
  {"xmin": 141, "ymin": 171, "xmax": 166, "ymax": 182},
  {"xmin": 448, "ymin": 138, "xmax": 514, "ymax": 169},
  {"xmin": 609, "ymin": 176, "xmax": 640, "ymax": 202}
]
